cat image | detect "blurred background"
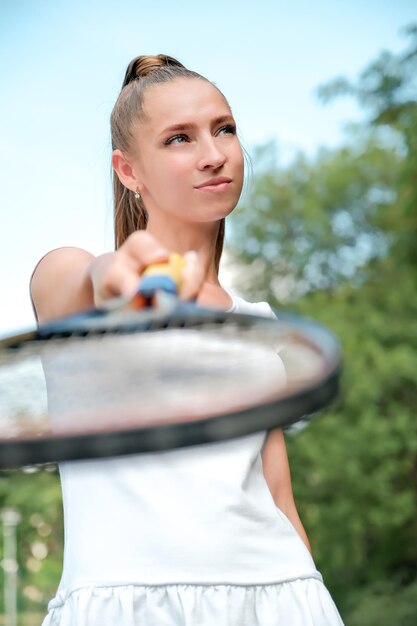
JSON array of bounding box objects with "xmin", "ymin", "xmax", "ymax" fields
[{"xmin": 1, "ymin": 1, "xmax": 416, "ymax": 624}]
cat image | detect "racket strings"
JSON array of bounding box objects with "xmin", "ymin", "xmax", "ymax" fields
[
  {"xmin": 43, "ymin": 325, "xmax": 287, "ymax": 431},
  {"xmin": 0, "ymin": 318, "xmax": 333, "ymax": 441}
]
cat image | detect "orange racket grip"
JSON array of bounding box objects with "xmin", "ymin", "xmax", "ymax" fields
[{"xmin": 130, "ymin": 253, "xmax": 186, "ymax": 309}]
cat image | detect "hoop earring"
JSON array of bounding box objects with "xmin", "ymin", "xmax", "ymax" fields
[{"xmin": 134, "ymin": 188, "xmax": 141, "ymax": 200}]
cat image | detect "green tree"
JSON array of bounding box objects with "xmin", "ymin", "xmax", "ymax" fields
[
  {"xmin": 232, "ymin": 134, "xmax": 400, "ymax": 298},
  {"xmin": 318, "ymin": 22, "xmax": 417, "ymax": 271},
  {"xmin": 0, "ymin": 468, "xmax": 63, "ymax": 618},
  {"xmin": 230, "ymin": 24, "xmax": 417, "ymax": 623}
]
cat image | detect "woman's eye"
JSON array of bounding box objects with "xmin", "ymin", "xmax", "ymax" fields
[
  {"xmin": 218, "ymin": 124, "xmax": 236, "ymax": 136},
  {"xmin": 165, "ymin": 134, "xmax": 188, "ymax": 145}
]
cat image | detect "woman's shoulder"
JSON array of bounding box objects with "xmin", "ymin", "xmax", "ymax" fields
[
  {"xmin": 227, "ymin": 291, "xmax": 276, "ymax": 319},
  {"xmin": 30, "ymin": 240, "xmax": 110, "ymax": 323}
]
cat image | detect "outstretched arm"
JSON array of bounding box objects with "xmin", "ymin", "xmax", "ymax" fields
[{"xmin": 30, "ymin": 232, "xmax": 205, "ymax": 324}]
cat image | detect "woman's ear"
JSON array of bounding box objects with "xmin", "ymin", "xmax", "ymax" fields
[{"xmin": 112, "ymin": 150, "xmax": 142, "ymax": 192}]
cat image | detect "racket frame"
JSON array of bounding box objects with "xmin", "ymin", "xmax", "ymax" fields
[{"xmin": 0, "ymin": 305, "xmax": 341, "ymax": 469}]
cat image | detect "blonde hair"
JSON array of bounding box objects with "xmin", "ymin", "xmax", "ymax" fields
[{"xmin": 110, "ymin": 54, "xmax": 226, "ymax": 272}]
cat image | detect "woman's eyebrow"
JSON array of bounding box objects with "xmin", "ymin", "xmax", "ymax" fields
[
  {"xmin": 211, "ymin": 114, "xmax": 235, "ymax": 126},
  {"xmin": 160, "ymin": 122, "xmax": 195, "ymax": 136},
  {"xmin": 159, "ymin": 115, "xmax": 234, "ymax": 137}
]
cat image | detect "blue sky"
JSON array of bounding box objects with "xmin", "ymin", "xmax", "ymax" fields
[{"xmin": 0, "ymin": 0, "xmax": 415, "ymax": 333}]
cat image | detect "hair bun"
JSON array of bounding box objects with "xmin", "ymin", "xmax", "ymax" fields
[{"xmin": 122, "ymin": 54, "xmax": 186, "ymax": 88}]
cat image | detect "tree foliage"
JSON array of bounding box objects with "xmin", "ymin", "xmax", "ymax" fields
[
  {"xmin": 230, "ymin": 24, "xmax": 417, "ymax": 623},
  {"xmin": 0, "ymin": 467, "xmax": 62, "ymax": 616},
  {"xmin": 318, "ymin": 22, "xmax": 417, "ymax": 270},
  {"xmin": 232, "ymin": 135, "xmax": 400, "ymax": 298}
]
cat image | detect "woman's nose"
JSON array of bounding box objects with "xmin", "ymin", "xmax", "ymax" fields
[{"xmin": 197, "ymin": 137, "xmax": 227, "ymax": 170}]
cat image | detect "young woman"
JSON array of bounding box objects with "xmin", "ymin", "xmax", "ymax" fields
[{"xmin": 31, "ymin": 54, "xmax": 344, "ymax": 626}]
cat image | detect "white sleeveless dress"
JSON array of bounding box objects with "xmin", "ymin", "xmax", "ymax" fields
[{"xmin": 41, "ymin": 294, "xmax": 344, "ymax": 626}]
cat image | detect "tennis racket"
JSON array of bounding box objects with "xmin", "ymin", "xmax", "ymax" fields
[{"xmin": 0, "ymin": 256, "xmax": 341, "ymax": 469}]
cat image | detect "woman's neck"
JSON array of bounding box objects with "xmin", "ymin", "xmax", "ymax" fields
[
  {"xmin": 197, "ymin": 282, "xmax": 233, "ymax": 310},
  {"xmin": 146, "ymin": 218, "xmax": 221, "ymax": 285}
]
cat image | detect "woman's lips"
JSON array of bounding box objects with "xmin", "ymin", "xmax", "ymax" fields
[{"xmin": 194, "ymin": 177, "xmax": 232, "ymax": 192}]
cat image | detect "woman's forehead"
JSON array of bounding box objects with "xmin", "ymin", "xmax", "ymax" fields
[{"xmin": 141, "ymin": 78, "xmax": 232, "ymax": 128}]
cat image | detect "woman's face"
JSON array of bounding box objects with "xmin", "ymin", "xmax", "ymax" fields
[{"xmin": 130, "ymin": 77, "xmax": 244, "ymax": 227}]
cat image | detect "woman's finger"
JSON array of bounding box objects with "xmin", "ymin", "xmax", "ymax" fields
[
  {"xmin": 92, "ymin": 257, "xmax": 141, "ymax": 306},
  {"xmin": 179, "ymin": 251, "xmax": 205, "ymax": 300},
  {"xmin": 122, "ymin": 231, "xmax": 170, "ymax": 268}
]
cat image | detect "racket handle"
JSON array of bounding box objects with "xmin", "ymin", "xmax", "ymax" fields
[{"xmin": 131, "ymin": 253, "xmax": 186, "ymax": 308}]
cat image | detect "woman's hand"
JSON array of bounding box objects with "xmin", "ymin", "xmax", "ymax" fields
[{"xmin": 89, "ymin": 231, "xmax": 204, "ymax": 307}]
